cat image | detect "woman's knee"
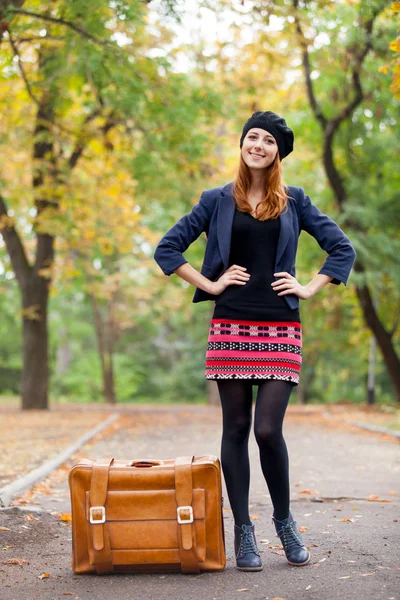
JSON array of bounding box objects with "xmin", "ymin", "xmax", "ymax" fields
[
  {"xmin": 222, "ymin": 417, "xmax": 252, "ymax": 444},
  {"xmin": 254, "ymin": 422, "xmax": 282, "ymax": 447}
]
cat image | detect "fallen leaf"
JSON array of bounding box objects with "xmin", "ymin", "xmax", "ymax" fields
[
  {"xmin": 4, "ymin": 558, "xmax": 29, "ymax": 566},
  {"xmin": 0, "ymin": 527, "xmax": 10, "ymax": 531},
  {"xmin": 58, "ymin": 513, "xmax": 72, "ymax": 522},
  {"xmin": 360, "ymin": 572, "xmax": 375, "ymax": 577},
  {"xmin": 339, "ymin": 517, "xmax": 355, "ymax": 522},
  {"xmin": 305, "ymin": 585, "xmax": 312, "ymax": 590},
  {"xmin": 366, "ymin": 494, "xmax": 391, "ymax": 503},
  {"xmin": 27, "ymin": 513, "xmax": 40, "ymax": 521},
  {"xmin": 249, "ymin": 514, "xmax": 260, "ymax": 520},
  {"xmin": 38, "ymin": 572, "xmax": 50, "ymax": 579},
  {"xmin": 319, "ymin": 558, "xmax": 327, "ymax": 562},
  {"xmin": 236, "ymin": 589, "xmax": 249, "ymax": 592},
  {"xmin": 298, "ymin": 489, "xmax": 317, "ymax": 495},
  {"xmin": 388, "ymin": 491, "xmax": 397, "ymax": 496},
  {"xmin": 299, "ymin": 526, "xmax": 308, "ymax": 532},
  {"xmin": 339, "ymin": 575, "xmax": 351, "ymax": 579}
]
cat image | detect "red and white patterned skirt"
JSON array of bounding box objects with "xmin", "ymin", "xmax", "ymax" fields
[{"xmin": 205, "ymin": 319, "xmax": 302, "ymax": 385}]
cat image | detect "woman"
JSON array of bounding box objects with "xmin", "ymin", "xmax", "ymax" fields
[{"xmin": 154, "ymin": 111, "xmax": 356, "ymax": 571}]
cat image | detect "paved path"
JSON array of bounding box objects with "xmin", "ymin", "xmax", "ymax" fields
[{"xmin": 1, "ymin": 405, "xmax": 399, "ymax": 600}]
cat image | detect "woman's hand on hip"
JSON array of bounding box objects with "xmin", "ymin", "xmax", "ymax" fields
[
  {"xmin": 208, "ymin": 264, "xmax": 250, "ymax": 295},
  {"xmin": 271, "ymin": 272, "xmax": 313, "ymax": 300}
]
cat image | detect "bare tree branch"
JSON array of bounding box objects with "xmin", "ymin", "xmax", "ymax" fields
[
  {"xmin": 68, "ymin": 108, "xmax": 102, "ymax": 169},
  {"xmin": 291, "ymin": 1, "xmax": 382, "ymax": 207},
  {"xmin": 0, "ymin": 194, "xmax": 32, "ymax": 285},
  {"xmin": 8, "ymin": 31, "xmax": 41, "ymax": 108},
  {"xmin": 292, "ymin": 7, "xmax": 327, "ymax": 129},
  {"xmin": 8, "ymin": 8, "xmax": 110, "ymax": 47}
]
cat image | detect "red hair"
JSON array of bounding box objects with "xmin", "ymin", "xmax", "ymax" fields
[{"xmin": 232, "ymin": 153, "xmax": 289, "ymax": 220}]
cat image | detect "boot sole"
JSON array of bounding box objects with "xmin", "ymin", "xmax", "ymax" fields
[
  {"xmin": 236, "ymin": 565, "xmax": 263, "ymax": 571},
  {"xmin": 287, "ymin": 553, "xmax": 311, "ymax": 566}
]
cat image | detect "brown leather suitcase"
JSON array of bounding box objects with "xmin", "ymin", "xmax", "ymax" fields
[{"xmin": 68, "ymin": 455, "xmax": 226, "ymax": 574}]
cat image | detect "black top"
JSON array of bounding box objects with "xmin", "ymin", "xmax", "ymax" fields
[{"xmin": 212, "ymin": 207, "xmax": 301, "ymax": 322}]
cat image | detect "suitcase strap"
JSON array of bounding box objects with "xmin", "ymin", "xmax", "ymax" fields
[
  {"xmin": 88, "ymin": 456, "xmax": 201, "ymax": 575},
  {"xmin": 174, "ymin": 456, "xmax": 201, "ymax": 574},
  {"xmin": 89, "ymin": 457, "xmax": 115, "ymax": 575}
]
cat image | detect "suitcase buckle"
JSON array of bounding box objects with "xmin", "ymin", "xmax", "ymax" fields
[
  {"xmin": 177, "ymin": 505, "xmax": 193, "ymax": 524},
  {"xmin": 89, "ymin": 505, "xmax": 106, "ymax": 524}
]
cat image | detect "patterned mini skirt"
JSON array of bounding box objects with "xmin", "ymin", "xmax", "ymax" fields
[{"xmin": 205, "ymin": 319, "xmax": 302, "ymax": 386}]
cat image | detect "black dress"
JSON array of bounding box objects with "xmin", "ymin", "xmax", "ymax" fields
[{"xmin": 205, "ymin": 207, "xmax": 302, "ymax": 385}]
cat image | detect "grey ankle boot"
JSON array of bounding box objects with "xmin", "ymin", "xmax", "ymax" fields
[
  {"xmin": 272, "ymin": 511, "xmax": 311, "ymax": 566},
  {"xmin": 234, "ymin": 522, "xmax": 263, "ymax": 571}
]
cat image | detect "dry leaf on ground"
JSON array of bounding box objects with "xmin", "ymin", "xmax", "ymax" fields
[{"xmin": 4, "ymin": 558, "xmax": 29, "ymax": 566}]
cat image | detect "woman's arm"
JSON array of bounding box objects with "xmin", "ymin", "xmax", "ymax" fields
[
  {"xmin": 272, "ymin": 271, "xmax": 333, "ymax": 299},
  {"xmin": 154, "ymin": 190, "xmax": 217, "ymax": 276},
  {"xmin": 173, "ymin": 263, "xmax": 214, "ymax": 294},
  {"xmin": 299, "ymin": 188, "xmax": 356, "ymax": 286}
]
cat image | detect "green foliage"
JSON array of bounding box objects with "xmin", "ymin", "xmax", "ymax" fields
[{"xmin": 1, "ymin": 0, "xmax": 398, "ymax": 406}]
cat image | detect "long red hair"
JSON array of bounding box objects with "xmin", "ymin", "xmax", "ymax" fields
[{"xmin": 232, "ymin": 153, "xmax": 289, "ymax": 220}]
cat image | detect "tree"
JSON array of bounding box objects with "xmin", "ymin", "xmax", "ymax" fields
[
  {"xmin": 0, "ymin": 0, "xmax": 222, "ymax": 408},
  {"xmin": 288, "ymin": 0, "xmax": 400, "ymax": 401}
]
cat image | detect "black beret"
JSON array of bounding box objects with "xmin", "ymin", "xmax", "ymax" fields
[{"xmin": 240, "ymin": 111, "xmax": 294, "ymax": 159}]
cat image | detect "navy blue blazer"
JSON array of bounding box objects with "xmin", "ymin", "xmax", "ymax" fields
[{"xmin": 153, "ymin": 182, "xmax": 356, "ymax": 310}]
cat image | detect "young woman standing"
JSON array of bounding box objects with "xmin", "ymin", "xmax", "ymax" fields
[{"xmin": 154, "ymin": 111, "xmax": 356, "ymax": 571}]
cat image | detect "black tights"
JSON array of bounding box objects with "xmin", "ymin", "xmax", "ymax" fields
[{"xmin": 217, "ymin": 378, "xmax": 294, "ymax": 526}]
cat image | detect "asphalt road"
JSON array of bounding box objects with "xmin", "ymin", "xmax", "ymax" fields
[{"xmin": 1, "ymin": 405, "xmax": 399, "ymax": 600}]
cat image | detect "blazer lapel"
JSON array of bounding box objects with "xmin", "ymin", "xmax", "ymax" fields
[
  {"xmin": 275, "ymin": 208, "xmax": 291, "ymax": 267},
  {"xmin": 217, "ymin": 181, "xmax": 292, "ymax": 269},
  {"xmin": 217, "ymin": 182, "xmax": 235, "ymax": 269}
]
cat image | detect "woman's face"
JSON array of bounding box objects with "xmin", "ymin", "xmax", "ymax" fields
[{"xmin": 241, "ymin": 128, "xmax": 278, "ymax": 170}]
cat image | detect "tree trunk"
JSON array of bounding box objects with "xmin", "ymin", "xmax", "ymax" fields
[
  {"xmin": 90, "ymin": 293, "xmax": 117, "ymax": 404},
  {"xmin": 21, "ymin": 276, "xmax": 49, "ymax": 409},
  {"xmin": 207, "ymin": 380, "xmax": 220, "ymax": 406},
  {"xmin": 355, "ymin": 278, "xmax": 400, "ymax": 402},
  {"xmin": 103, "ymin": 354, "xmax": 116, "ymax": 404},
  {"xmin": 296, "ymin": 381, "xmax": 306, "ymax": 405}
]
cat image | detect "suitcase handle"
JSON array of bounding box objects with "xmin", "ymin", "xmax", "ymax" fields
[{"xmin": 128, "ymin": 459, "xmax": 164, "ymax": 468}]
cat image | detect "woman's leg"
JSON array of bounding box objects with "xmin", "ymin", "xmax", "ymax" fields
[
  {"xmin": 216, "ymin": 379, "xmax": 254, "ymax": 527},
  {"xmin": 253, "ymin": 379, "xmax": 294, "ymax": 521}
]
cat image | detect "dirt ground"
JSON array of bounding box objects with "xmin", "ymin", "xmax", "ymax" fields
[{"xmin": 1, "ymin": 403, "xmax": 399, "ymax": 600}]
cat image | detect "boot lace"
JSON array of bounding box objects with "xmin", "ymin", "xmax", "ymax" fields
[
  {"xmin": 237, "ymin": 526, "xmax": 260, "ymax": 558},
  {"xmin": 277, "ymin": 521, "xmax": 304, "ymax": 551}
]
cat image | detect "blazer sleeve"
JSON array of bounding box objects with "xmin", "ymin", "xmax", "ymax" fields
[
  {"xmin": 299, "ymin": 188, "xmax": 356, "ymax": 285},
  {"xmin": 154, "ymin": 189, "xmax": 216, "ymax": 276}
]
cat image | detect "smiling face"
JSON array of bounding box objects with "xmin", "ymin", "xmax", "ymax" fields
[{"xmin": 241, "ymin": 127, "xmax": 278, "ymax": 170}]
